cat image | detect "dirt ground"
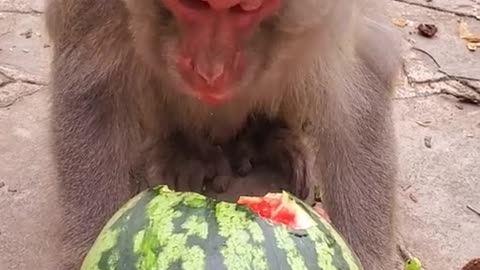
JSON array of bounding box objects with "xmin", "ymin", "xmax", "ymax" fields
[{"xmin": 0, "ymin": 0, "xmax": 479, "ymax": 270}]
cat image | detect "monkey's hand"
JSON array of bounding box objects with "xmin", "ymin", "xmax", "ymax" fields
[
  {"xmin": 257, "ymin": 129, "xmax": 310, "ymax": 200},
  {"xmin": 223, "ymin": 135, "xmax": 257, "ymax": 177},
  {"xmin": 146, "ymin": 137, "xmax": 236, "ymax": 194}
]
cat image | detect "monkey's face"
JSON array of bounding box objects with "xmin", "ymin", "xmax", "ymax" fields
[{"xmin": 127, "ymin": 0, "xmax": 341, "ymax": 105}]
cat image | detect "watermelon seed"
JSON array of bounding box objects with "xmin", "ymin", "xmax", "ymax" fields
[{"xmin": 289, "ymin": 231, "xmax": 308, "ymax": 238}]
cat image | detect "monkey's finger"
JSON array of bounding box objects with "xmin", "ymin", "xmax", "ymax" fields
[
  {"xmin": 234, "ymin": 158, "xmax": 253, "ymax": 177},
  {"xmin": 211, "ymin": 175, "xmax": 233, "ymax": 193},
  {"xmin": 160, "ymin": 163, "xmax": 179, "ymax": 191},
  {"xmin": 278, "ymin": 143, "xmax": 309, "ymax": 200},
  {"xmin": 180, "ymin": 160, "xmax": 207, "ymax": 193},
  {"xmin": 216, "ymin": 154, "xmax": 233, "ymax": 176},
  {"xmin": 230, "ymin": 140, "xmax": 256, "ymax": 177},
  {"xmin": 291, "ymin": 158, "xmax": 309, "ymax": 200}
]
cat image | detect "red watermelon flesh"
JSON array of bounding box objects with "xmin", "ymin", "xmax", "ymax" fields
[{"xmin": 237, "ymin": 192, "xmax": 326, "ymax": 230}]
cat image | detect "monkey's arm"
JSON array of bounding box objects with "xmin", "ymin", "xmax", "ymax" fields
[
  {"xmin": 314, "ymin": 100, "xmax": 397, "ymax": 270},
  {"xmin": 49, "ymin": 43, "xmax": 141, "ymax": 269},
  {"xmin": 313, "ymin": 24, "xmax": 401, "ymax": 269}
]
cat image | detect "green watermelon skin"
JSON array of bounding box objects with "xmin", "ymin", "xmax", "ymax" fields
[{"xmin": 81, "ymin": 186, "xmax": 363, "ymax": 270}]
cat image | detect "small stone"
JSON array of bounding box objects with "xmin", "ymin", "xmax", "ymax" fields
[
  {"xmin": 456, "ymin": 104, "xmax": 464, "ymax": 110},
  {"xmin": 0, "ymin": 182, "xmax": 5, "ymax": 188},
  {"xmin": 424, "ymin": 136, "xmax": 433, "ymax": 148},
  {"xmin": 7, "ymin": 188, "xmax": 17, "ymax": 193},
  {"xmin": 20, "ymin": 28, "xmax": 33, "ymax": 39},
  {"xmin": 417, "ymin": 23, "xmax": 438, "ymax": 38},
  {"xmin": 416, "ymin": 120, "xmax": 432, "ymax": 127},
  {"xmin": 402, "ymin": 184, "xmax": 412, "ymax": 191},
  {"xmin": 22, "ymin": 49, "xmax": 30, "ymax": 53},
  {"xmin": 43, "ymin": 44, "xmax": 51, "ymax": 48}
]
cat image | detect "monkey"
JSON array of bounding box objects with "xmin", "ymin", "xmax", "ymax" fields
[{"xmin": 44, "ymin": 0, "xmax": 402, "ymax": 269}]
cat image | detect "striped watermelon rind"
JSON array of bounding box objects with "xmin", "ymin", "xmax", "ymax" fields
[{"xmin": 81, "ymin": 185, "xmax": 364, "ymax": 270}]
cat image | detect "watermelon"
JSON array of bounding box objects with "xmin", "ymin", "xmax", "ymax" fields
[{"xmin": 81, "ymin": 185, "xmax": 363, "ymax": 270}]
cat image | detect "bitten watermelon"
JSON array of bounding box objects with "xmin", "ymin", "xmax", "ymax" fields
[{"xmin": 81, "ymin": 185, "xmax": 363, "ymax": 270}]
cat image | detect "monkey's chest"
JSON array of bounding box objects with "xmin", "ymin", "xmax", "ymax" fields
[
  {"xmin": 166, "ymin": 94, "xmax": 289, "ymax": 145},
  {"xmin": 173, "ymin": 105, "xmax": 253, "ymax": 144}
]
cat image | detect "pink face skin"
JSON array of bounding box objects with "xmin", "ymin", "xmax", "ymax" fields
[{"xmin": 162, "ymin": 0, "xmax": 282, "ymax": 105}]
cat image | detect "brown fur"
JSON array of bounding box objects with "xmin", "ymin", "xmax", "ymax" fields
[{"xmin": 45, "ymin": 0, "xmax": 401, "ymax": 269}]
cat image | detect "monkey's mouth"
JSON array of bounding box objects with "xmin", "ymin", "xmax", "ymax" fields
[
  {"xmin": 184, "ymin": 78, "xmax": 234, "ymax": 105},
  {"xmin": 176, "ymin": 53, "xmax": 244, "ymax": 105},
  {"xmin": 195, "ymin": 90, "xmax": 232, "ymax": 105}
]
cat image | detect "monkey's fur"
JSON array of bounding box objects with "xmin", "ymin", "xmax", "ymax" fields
[{"xmin": 45, "ymin": 0, "xmax": 401, "ymax": 269}]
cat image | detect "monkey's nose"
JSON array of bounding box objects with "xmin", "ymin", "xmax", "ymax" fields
[{"xmin": 194, "ymin": 61, "xmax": 225, "ymax": 85}]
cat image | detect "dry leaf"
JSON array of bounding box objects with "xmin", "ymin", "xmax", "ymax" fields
[
  {"xmin": 392, "ymin": 17, "xmax": 409, "ymax": 28},
  {"xmin": 459, "ymin": 20, "xmax": 480, "ymax": 43},
  {"xmin": 467, "ymin": 42, "xmax": 480, "ymax": 51},
  {"xmin": 459, "ymin": 20, "xmax": 472, "ymax": 38}
]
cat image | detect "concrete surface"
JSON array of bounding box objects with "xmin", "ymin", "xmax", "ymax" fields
[{"xmin": 0, "ymin": 0, "xmax": 479, "ymax": 270}]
